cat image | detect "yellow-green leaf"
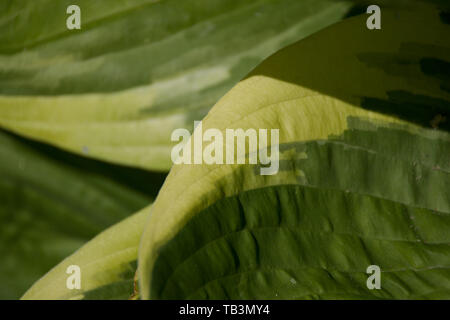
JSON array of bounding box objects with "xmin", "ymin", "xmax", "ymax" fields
[
  {"xmin": 138, "ymin": 4, "xmax": 450, "ymax": 299},
  {"xmin": 0, "ymin": 0, "xmax": 353, "ymax": 171},
  {"xmin": 22, "ymin": 207, "xmax": 150, "ymax": 300}
]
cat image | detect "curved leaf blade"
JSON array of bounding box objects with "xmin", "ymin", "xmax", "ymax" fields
[
  {"xmin": 22, "ymin": 208, "xmax": 150, "ymax": 300},
  {"xmin": 0, "ymin": 130, "xmax": 157, "ymax": 299},
  {"xmin": 0, "ymin": 0, "xmax": 353, "ymax": 171},
  {"xmin": 138, "ymin": 5, "xmax": 450, "ymax": 299}
]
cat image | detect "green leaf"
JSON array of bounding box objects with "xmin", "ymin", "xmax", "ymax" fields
[
  {"xmin": 0, "ymin": 0, "xmax": 353, "ymax": 171},
  {"xmin": 0, "ymin": 130, "xmax": 160, "ymax": 299},
  {"xmin": 138, "ymin": 5, "xmax": 450, "ymax": 299},
  {"xmin": 21, "ymin": 207, "xmax": 150, "ymax": 300}
]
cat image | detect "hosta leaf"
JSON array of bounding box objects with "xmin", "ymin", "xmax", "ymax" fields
[
  {"xmin": 22, "ymin": 208, "xmax": 150, "ymax": 300},
  {"xmin": 138, "ymin": 5, "xmax": 450, "ymax": 299},
  {"xmin": 0, "ymin": 0, "xmax": 353, "ymax": 171},
  {"xmin": 0, "ymin": 130, "xmax": 160, "ymax": 299}
]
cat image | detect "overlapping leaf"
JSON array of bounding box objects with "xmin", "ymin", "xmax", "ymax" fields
[
  {"xmin": 21, "ymin": 208, "xmax": 150, "ymax": 300},
  {"xmin": 0, "ymin": 0, "xmax": 353, "ymax": 171},
  {"xmin": 138, "ymin": 5, "xmax": 450, "ymax": 299},
  {"xmin": 0, "ymin": 130, "xmax": 159, "ymax": 299}
]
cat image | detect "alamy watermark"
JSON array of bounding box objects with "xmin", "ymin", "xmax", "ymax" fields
[
  {"xmin": 66, "ymin": 265, "xmax": 81, "ymax": 289},
  {"xmin": 366, "ymin": 265, "xmax": 381, "ymax": 289},
  {"xmin": 171, "ymin": 121, "xmax": 279, "ymax": 175},
  {"xmin": 366, "ymin": 5, "xmax": 381, "ymax": 30},
  {"xmin": 66, "ymin": 5, "xmax": 81, "ymax": 30}
]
